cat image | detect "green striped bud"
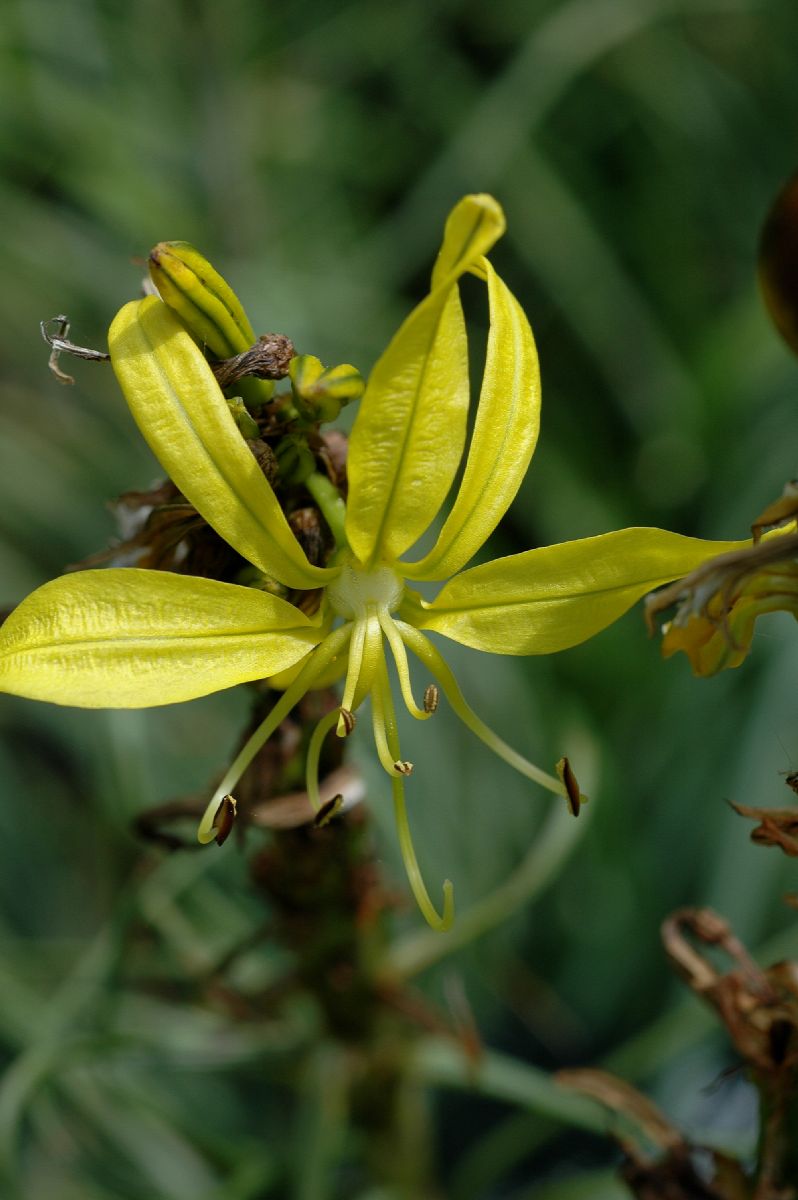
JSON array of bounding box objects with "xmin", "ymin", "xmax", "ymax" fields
[{"xmin": 148, "ymin": 241, "xmax": 275, "ymax": 410}]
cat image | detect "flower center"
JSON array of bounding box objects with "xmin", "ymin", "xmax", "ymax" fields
[{"xmin": 327, "ymin": 559, "xmax": 404, "ymax": 619}]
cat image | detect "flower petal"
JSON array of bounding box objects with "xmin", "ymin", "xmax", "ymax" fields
[
  {"xmin": 402, "ymin": 260, "xmax": 540, "ymax": 580},
  {"xmin": 0, "ymin": 569, "xmax": 322, "ymax": 707},
  {"xmin": 402, "ymin": 529, "xmax": 749, "ymax": 654},
  {"xmin": 109, "ymin": 297, "xmax": 333, "ymax": 591},
  {"xmin": 345, "ymin": 195, "xmax": 506, "ymax": 568}
]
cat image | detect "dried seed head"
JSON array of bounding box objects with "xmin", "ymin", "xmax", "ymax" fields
[{"xmin": 212, "ymin": 334, "xmax": 295, "ymax": 388}]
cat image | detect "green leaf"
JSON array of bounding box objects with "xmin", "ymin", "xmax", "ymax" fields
[
  {"xmin": 0, "ymin": 569, "xmax": 321, "ymax": 707},
  {"xmin": 345, "ymin": 194, "xmax": 505, "ymax": 568},
  {"xmin": 109, "ymin": 297, "xmax": 334, "ymax": 590},
  {"xmin": 402, "ymin": 529, "xmax": 749, "ymax": 654},
  {"xmin": 403, "ymin": 260, "xmax": 540, "ymax": 581}
]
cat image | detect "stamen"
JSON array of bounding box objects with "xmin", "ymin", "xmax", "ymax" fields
[
  {"xmin": 423, "ymin": 684, "xmax": 439, "ymax": 714},
  {"xmin": 368, "ymin": 644, "xmax": 414, "ymax": 775},
  {"xmin": 339, "ymin": 707, "xmax": 356, "ymax": 736},
  {"xmin": 393, "ymin": 776, "xmax": 454, "ymax": 932},
  {"xmin": 373, "ymin": 653, "xmax": 454, "ymax": 931},
  {"xmin": 197, "ymin": 624, "xmax": 352, "ymax": 844},
  {"xmin": 397, "ymin": 622, "xmax": 568, "ymax": 800},
  {"xmin": 378, "ymin": 609, "xmax": 431, "ymax": 720},
  {"xmin": 556, "ymin": 756, "xmax": 584, "ymax": 817},
  {"xmin": 338, "ymin": 619, "xmax": 367, "ymax": 735},
  {"xmin": 212, "ymin": 795, "xmax": 237, "ymax": 846},
  {"xmin": 306, "ymin": 707, "xmax": 341, "ymax": 812},
  {"xmin": 336, "ymin": 612, "xmax": 383, "ymax": 735},
  {"xmin": 370, "ymin": 667, "xmax": 413, "ymax": 777},
  {"xmin": 314, "ymin": 794, "xmax": 344, "ymax": 828}
]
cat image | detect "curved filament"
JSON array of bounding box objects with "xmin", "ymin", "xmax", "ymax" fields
[
  {"xmin": 337, "ymin": 618, "xmax": 367, "ymax": 735},
  {"xmin": 378, "ymin": 608, "xmax": 431, "ymax": 720},
  {"xmin": 197, "ymin": 624, "xmax": 352, "ymax": 843},
  {"xmin": 306, "ymin": 707, "xmax": 342, "ymax": 813},
  {"xmin": 392, "ymin": 776, "xmax": 455, "ymax": 932},
  {"xmin": 370, "ymin": 655, "xmax": 408, "ymax": 777},
  {"xmin": 374, "ymin": 653, "xmax": 454, "ymax": 931},
  {"xmin": 396, "ymin": 621, "xmax": 564, "ymax": 798}
]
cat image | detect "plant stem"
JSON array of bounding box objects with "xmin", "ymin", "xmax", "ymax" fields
[
  {"xmin": 410, "ymin": 1037, "xmax": 609, "ymax": 1136},
  {"xmin": 306, "ymin": 471, "xmax": 348, "ymax": 550}
]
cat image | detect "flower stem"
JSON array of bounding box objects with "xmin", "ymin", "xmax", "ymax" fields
[{"xmin": 305, "ymin": 471, "xmax": 348, "ymax": 550}]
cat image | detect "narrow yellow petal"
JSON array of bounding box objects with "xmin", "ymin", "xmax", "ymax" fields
[
  {"xmin": 402, "ymin": 529, "xmax": 749, "ymax": 655},
  {"xmin": 109, "ymin": 297, "xmax": 333, "ymax": 591},
  {"xmin": 403, "ymin": 261, "xmax": 540, "ymax": 581},
  {"xmin": 346, "ymin": 195, "xmax": 505, "ymax": 567},
  {"xmin": 0, "ymin": 570, "xmax": 322, "ymax": 707},
  {"xmin": 430, "ymin": 193, "xmax": 506, "ymax": 287}
]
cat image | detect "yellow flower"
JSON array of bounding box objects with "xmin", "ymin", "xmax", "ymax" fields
[
  {"xmin": 0, "ymin": 195, "xmax": 745, "ymax": 928},
  {"xmin": 646, "ymin": 521, "xmax": 798, "ymax": 676}
]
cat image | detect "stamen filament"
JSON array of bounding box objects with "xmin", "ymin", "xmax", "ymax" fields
[
  {"xmin": 370, "ymin": 656, "xmax": 411, "ymax": 776},
  {"xmin": 304, "ymin": 471, "xmax": 348, "ymax": 551},
  {"xmin": 396, "ymin": 621, "xmax": 565, "ymax": 798},
  {"xmin": 197, "ymin": 624, "xmax": 352, "ymax": 843},
  {"xmin": 374, "ymin": 652, "xmax": 454, "ymax": 931},
  {"xmin": 306, "ymin": 708, "xmax": 342, "ymax": 812},
  {"xmin": 338, "ymin": 619, "xmax": 367, "ymax": 734},
  {"xmin": 378, "ymin": 608, "xmax": 430, "ymax": 720},
  {"xmin": 393, "ymin": 776, "xmax": 454, "ymax": 933}
]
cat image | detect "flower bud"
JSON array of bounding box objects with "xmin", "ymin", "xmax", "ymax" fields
[
  {"xmin": 148, "ymin": 240, "xmax": 275, "ymax": 410},
  {"xmin": 289, "ymin": 354, "xmax": 364, "ymax": 424}
]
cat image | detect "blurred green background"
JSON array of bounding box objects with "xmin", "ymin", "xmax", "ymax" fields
[{"xmin": 2, "ymin": 0, "xmax": 798, "ymax": 1196}]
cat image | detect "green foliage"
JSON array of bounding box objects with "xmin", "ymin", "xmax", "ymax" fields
[{"xmin": 1, "ymin": 0, "xmax": 798, "ymax": 1194}]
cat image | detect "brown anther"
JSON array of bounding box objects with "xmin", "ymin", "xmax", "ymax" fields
[
  {"xmin": 339, "ymin": 708, "xmax": 356, "ymax": 736},
  {"xmin": 212, "ymin": 794, "xmax": 237, "ymax": 846},
  {"xmin": 393, "ymin": 760, "xmax": 413, "ymax": 776},
  {"xmin": 423, "ymin": 684, "xmax": 439, "ymax": 714},
  {"xmin": 556, "ymin": 757, "xmax": 583, "ymax": 817},
  {"xmin": 313, "ymin": 794, "xmax": 344, "ymax": 828},
  {"xmin": 751, "ymin": 480, "xmax": 798, "ymax": 542}
]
